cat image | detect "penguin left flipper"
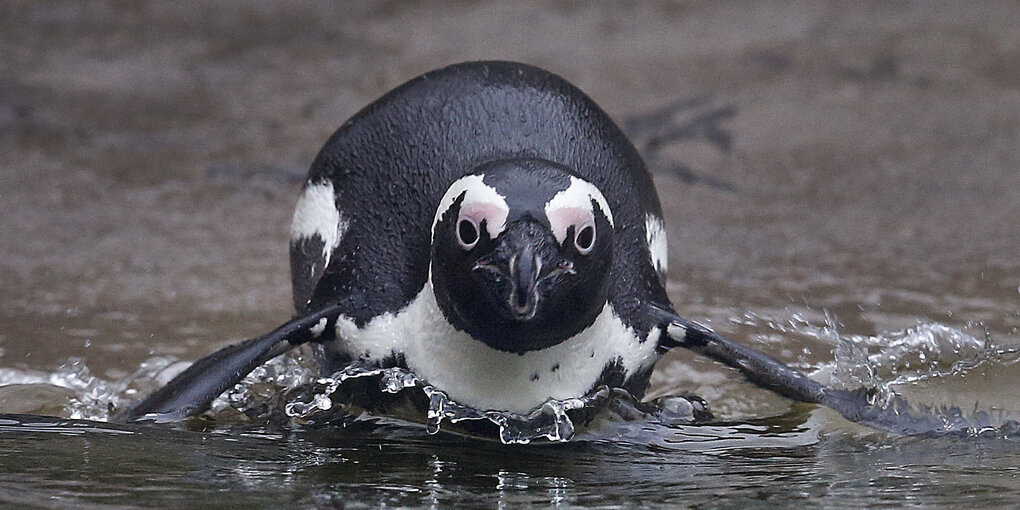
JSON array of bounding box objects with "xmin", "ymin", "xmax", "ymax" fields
[
  {"xmin": 647, "ymin": 303, "xmax": 827, "ymax": 403},
  {"xmin": 114, "ymin": 303, "xmax": 342, "ymax": 423},
  {"xmin": 649, "ymin": 304, "xmax": 948, "ymax": 435}
]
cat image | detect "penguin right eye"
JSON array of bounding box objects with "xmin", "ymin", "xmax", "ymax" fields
[
  {"xmin": 573, "ymin": 222, "xmax": 596, "ymax": 255},
  {"xmin": 457, "ymin": 218, "xmax": 479, "ymax": 250}
]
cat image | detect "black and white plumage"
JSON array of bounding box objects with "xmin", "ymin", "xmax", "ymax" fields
[
  {"xmin": 119, "ymin": 61, "xmax": 891, "ymax": 435},
  {"xmin": 288, "ymin": 62, "xmax": 670, "ymax": 413}
]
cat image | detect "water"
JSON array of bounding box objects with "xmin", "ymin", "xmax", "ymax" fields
[
  {"xmin": 1, "ymin": 403, "xmax": 1019, "ymax": 508},
  {"xmin": 1, "ymin": 316, "xmax": 1018, "ymax": 507},
  {"xmin": 4, "ymin": 1, "xmax": 1020, "ymax": 507}
]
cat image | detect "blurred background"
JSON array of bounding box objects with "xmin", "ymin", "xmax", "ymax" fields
[{"xmin": 1, "ymin": 1, "xmax": 1018, "ymax": 417}]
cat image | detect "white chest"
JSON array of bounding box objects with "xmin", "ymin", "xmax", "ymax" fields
[{"xmin": 331, "ymin": 283, "xmax": 659, "ymax": 414}]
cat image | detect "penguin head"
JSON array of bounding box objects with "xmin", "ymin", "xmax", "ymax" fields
[{"xmin": 430, "ymin": 158, "xmax": 614, "ymax": 353}]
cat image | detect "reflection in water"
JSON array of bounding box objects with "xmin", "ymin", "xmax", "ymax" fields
[{"xmin": 1, "ymin": 407, "xmax": 1017, "ymax": 508}]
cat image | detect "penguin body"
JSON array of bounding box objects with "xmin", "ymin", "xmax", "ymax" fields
[
  {"xmin": 290, "ymin": 61, "xmax": 672, "ymax": 413},
  {"xmin": 121, "ymin": 62, "xmax": 883, "ymax": 437}
]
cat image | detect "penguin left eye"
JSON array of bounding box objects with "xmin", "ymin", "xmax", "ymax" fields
[
  {"xmin": 573, "ymin": 222, "xmax": 596, "ymax": 255},
  {"xmin": 457, "ymin": 218, "xmax": 480, "ymax": 250}
]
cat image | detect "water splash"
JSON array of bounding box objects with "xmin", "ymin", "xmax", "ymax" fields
[
  {"xmin": 208, "ymin": 346, "xmax": 322, "ymax": 420},
  {"xmin": 3, "ymin": 311, "xmax": 1018, "ymax": 440},
  {"xmin": 0, "ymin": 356, "xmax": 181, "ymax": 421},
  {"xmin": 280, "ymin": 363, "xmax": 671, "ymax": 444},
  {"xmin": 1, "ymin": 350, "xmax": 691, "ymax": 444},
  {"xmin": 740, "ymin": 309, "xmax": 1020, "ymax": 436}
]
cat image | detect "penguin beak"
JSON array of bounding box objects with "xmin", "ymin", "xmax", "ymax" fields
[
  {"xmin": 471, "ymin": 220, "xmax": 572, "ymax": 322},
  {"xmin": 508, "ymin": 243, "xmax": 541, "ymax": 320}
]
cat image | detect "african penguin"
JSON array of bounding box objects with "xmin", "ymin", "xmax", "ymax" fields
[
  {"xmin": 122, "ymin": 62, "xmax": 870, "ymax": 434},
  {"xmin": 289, "ymin": 61, "xmax": 672, "ymax": 414}
]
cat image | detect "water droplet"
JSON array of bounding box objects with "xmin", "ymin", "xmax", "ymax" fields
[{"xmin": 312, "ymin": 394, "xmax": 331, "ymax": 410}]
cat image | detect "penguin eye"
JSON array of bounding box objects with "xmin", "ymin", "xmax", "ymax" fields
[
  {"xmin": 457, "ymin": 218, "xmax": 479, "ymax": 250},
  {"xmin": 574, "ymin": 223, "xmax": 596, "ymax": 255}
]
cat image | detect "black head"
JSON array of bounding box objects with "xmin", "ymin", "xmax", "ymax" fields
[{"xmin": 430, "ymin": 158, "xmax": 614, "ymax": 353}]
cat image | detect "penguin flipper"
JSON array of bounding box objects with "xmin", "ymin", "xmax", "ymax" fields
[
  {"xmin": 114, "ymin": 304, "xmax": 341, "ymax": 424},
  {"xmin": 648, "ymin": 304, "xmax": 943, "ymax": 435}
]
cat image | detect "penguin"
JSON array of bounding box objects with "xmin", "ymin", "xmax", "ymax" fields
[
  {"xmin": 285, "ymin": 61, "xmax": 672, "ymax": 414},
  {"xmin": 118, "ymin": 61, "xmax": 887, "ymax": 434}
]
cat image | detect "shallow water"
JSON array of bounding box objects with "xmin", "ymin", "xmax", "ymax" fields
[
  {"xmin": 2, "ymin": 409, "xmax": 1019, "ymax": 508},
  {"xmin": 3, "ymin": 1, "xmax": 1020, "ymax": 507},
  {"xmin": 2, "ymin": 307, "xmax": 1019, "ymax": 508}
]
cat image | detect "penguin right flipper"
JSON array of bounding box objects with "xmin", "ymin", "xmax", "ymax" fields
[
  {"xmin": 114, "ymin": 303, "xmax": 342, "ymax": 424},
  {"xmin": 648, "ymin": 304, "xmax": 944, "ymax": 435}
]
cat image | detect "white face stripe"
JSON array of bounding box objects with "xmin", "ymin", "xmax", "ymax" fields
[
  {"xmin": 291, "ymin": 181, "xmax": 349, "ymax": 264},
  {"xmin": 546, "ymin": 207, "xmax": 593, "ymax": 245},
  {"xmin": 645, "ymin": 213, "xmax": 668, "ymax": 276},
  {"xmin": 544, "ymin": 176, "xmax": 614, "ymax": 244},
  {"xmin": 432, "ymin": 174, "xmax": 509, "ymax": 242}
]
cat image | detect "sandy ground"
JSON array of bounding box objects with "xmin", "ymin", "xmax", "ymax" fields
[{"xmin": 1, "ymin": 2, "xmax": 1018, "ymax": 411}]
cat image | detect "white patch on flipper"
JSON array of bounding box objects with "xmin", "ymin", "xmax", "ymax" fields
[
  {"xmin": 666, "ymin": 322, "xmax": 686, "ymax": 342},
  {"xmin": 331, "ymin": 283, "xmax": 658, "ymax": 414},
  {"xmin": 432, "ymin": 174, "xmax": 509, "ymax": 241},
  {"xmin": 544, "ymin": 177, "xmax": 614, "ymax": 243},
  {"xmin": 645, "ymin": 213, "xmax": 668, "ymax": 277},
  {"xmin": 309, "ymin": 317, "xmax": 328, "ymax": 338},
  {"xmin": 291, "ymin": 181, "xmax": 349, "ymax": 265}
]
